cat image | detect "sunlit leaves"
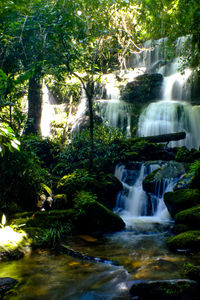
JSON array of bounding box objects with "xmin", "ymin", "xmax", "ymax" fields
[{"xmin": 0, "ymin": 122, "xmax": 20, "ymax": 157}]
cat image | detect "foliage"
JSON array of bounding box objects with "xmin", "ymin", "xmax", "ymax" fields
[
  {"xmin": 0, "ymin": 122, "xmax": 20, "ymax": 157},
  {"xmin": 21, "ymin": 134, "xmax": 59, "ymax": 168},
  {"xmin": 45, "ymin": 76, "xmax": 82, "ymax": 104},
  {"xmin": 0, "ymin": 146, "xmax": 49, "ymax": 211},
  {"xmin": 36, "ymin": 223, "xmax": 72, "ymax": 248},
  {"xmin": 57, "ymin": 169, "xmax": 96, "ymax": 203},
  {"xmin": 52, "ymin": 123, "xmax": 126, "ymax": 176}
]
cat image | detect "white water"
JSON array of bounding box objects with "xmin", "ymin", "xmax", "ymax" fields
[
  {"xmin": 137, "ymin": 37, "xmax": 200, "ymax": 149},
  {"xmin": 40, "ymin": 84, "xmax": 67, "ymax": 137},
  {"xmin": 114, "ymin": 162, "xmax": 175, "ymax": 229}
]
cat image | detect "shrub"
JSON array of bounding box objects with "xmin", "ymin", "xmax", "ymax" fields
[{"xmin": 0, "ymin": 148, "xmax": 49, "ymax": 211}]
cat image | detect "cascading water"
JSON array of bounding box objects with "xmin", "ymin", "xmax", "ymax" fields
[
  {"xmin": 137, "ymin": 37, "xmax": 200, "ymax": 149},
  {"xmin": 40, "ymin": 83, "xmax": 67, "ymax": 137},
  {"xmin": 114, "ymin": 162, "xmax": 178, "ymax": 230}
]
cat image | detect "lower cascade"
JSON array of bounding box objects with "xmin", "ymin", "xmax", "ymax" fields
[{"xmin": 114, "ymin": 162, "xmax": 177, "ymax": 229}]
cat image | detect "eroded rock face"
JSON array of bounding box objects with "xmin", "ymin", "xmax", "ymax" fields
[
  {"xmin": 120, "ymin": 73, "xmax": 163, "ymax": 104},
  {"xmin": 129, "ymin": 279, "xmax": 199, "ymax": 300}
]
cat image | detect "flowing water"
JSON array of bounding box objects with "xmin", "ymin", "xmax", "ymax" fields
[
  {"xmin": 1, "ymin": 234, "xmax": 200, "ymax": 300},
  {"xmin": 96, "ymin": 37, "xmax": 200, "ymax": 149}
]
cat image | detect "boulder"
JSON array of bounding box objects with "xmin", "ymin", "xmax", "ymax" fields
[
  {"xmin": 174, "ymin": 205, "xmax": 200, "ymax": 230},
  {"xmin": 120, "ymin": 73, "xmax": 163, "ymax": 104},
  {"xmin": 0, "ymin": 277, "xmax": 18, "ymax": 297},
  {"xmin": 164, "ymin": 189, "xmax": 200, "ymax": 217},
  {"xmin": 129, "ymin": 279, "xmax": 199, "ymax": 300},
  {"xmin": 167, "ymin": 230, "xmax": 200, "ymax": 252},
  {"xmin": 143, "ymin": 161, "xmax": 186, "ymax": 194},
  {"xmin": 183, "ymin": 263, "xmax": 200, "ymax": 283},
  {"xmin": 73, "ymin": 191, "xmax": 125, "ymax": 234}
]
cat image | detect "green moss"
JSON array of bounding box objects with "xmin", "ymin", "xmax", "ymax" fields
[
  {"xmin": 183, "ymin": 263, "xmax": 200, "ymax": 283},
  {"xmin": 175, "ymin": 146, "xmax": 200, "ymax": 163},
  {"xmin": 73, "ymin": 191, "xmax": 125, "ymax": 234},
  {"xmin": 174, "ymin": 205, "xmax": 200, "ymax": 229},
  {"xmin": 164, "ymin": 189, "xmax": 200, "ymax": 217},
  {"xmin": 167, "ymin": 230, "xmax": 200, "ymax": 251}
]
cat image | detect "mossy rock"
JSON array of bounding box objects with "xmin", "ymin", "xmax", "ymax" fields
[
  {"xmin": 164, "ymin": 189, "xmax": 200, "ymax": 218},
  {"xmin": 175, "ymin": 146, "xmax": 200, "ymax": 163},
  {"xmin": 143, "ymin": 161, "xmax": 186, "ymax": 194},
  {"xmin": 183, "ymin": 263, "xmax": 200, "ymax": 283},
  {"xmin": 15, "ymin": 192, "xmax": 125, "ymax": 236},
  {"xmin": 25, "ymin": 210, "xmax": 77, "ymax": 229},
  {"xmin": 129, "ymin": 279, "xmax": 199, "ymax": 300},
  {"xmin": 120, "ymin": 73, "xmax": 163, "ymax": 104},
  {"xmin": 73, "ymin": 191, "xmax": 125, "ymax": 234},
  {"xmin": 167, "ymin": 230, "xmax": 200, "ymax": 251},
  {"xmin": 174, "ymin": 205, "xmax": 200, "ymax": 230}
]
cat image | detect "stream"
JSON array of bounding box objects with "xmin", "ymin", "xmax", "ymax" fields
[{"xmin": 1, "ymin": 229, "xmax": 200, "ymax": 300}]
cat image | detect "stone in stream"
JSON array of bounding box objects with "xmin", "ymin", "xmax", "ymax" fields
[
  {"xmin": 0, "ymin": 277, "xmax": 18, "ymax": 297},
  {"xmin": 129, "ymin": 279, "xmax": 199, "ymax": 300}
]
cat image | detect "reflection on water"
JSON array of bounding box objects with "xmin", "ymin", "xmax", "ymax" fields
[{"xmin": 1, "ymin": 229, "xmax": 200, "ymax": 300}]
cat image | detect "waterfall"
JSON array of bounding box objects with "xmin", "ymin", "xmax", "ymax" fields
[
  {"xmin": 40, "ymin": 84, "xmax": 57, "ymax": 137},
  {"xmin": 114, "ymin": 162, "xmax": 176, "ymax": 229},
  {"xmin": 40, "ymin": 83, "xmax": 67, "ymax": 137},
  {"xmin": 137, "ymin": 37, "xmax": 200, "ymax": 149}
]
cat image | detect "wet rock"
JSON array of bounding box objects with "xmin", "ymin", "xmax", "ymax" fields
[
  {"xmin": 174, "ymin": 205, "xmax": 200, "ymax": 230},
  {"xmin": 164, "ymin": 189, "xmax": 200, "ymax": 217},
  {"xmin": 121, "ymin": 73, "xmax": 163, "ymax": 104},
  {"xmin": 129, "ymin": 279, "xmax": 199, "ymax": 300},
  {"xmin": 0, "ymin": 277, "xmax": 18, "ymax": 297},
  {"xmin": 167, "ymin": 230, "xmax": 200, "ymax": 252},
  {"xmin": 143, "ymin": 161, "xmax": 186, "ymax": 194}
]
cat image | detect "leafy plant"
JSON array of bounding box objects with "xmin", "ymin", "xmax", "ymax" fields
[{"xmin": 0, "ymin": 122, "xmax": 20, "ymax": 157}]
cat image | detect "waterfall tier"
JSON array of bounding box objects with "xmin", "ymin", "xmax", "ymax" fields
[
  {"xmin": 114, "ymin": 162, "xmax": 177, "ymax": 229},
  {"xmin": 96, "ymin": 36, "xmax": 200, "ymax": 149}
]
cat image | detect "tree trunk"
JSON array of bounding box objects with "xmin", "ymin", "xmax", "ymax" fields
[
  {"xmin": 140, "ymin": 132, "xmax": 186, "ymax": 143},
  {"xmin": 24, "ymin": 74, "xmax": 42, "ymax": 135}
]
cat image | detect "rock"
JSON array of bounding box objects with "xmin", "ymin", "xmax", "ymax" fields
[
  {"xmin": 143, "ymin": 161, "xmax": 186, "ymax": 194},
  {"xmin": 175, "ymin": 146, "xmax": 200, "ymax": 163},
  {"xmin": 0, "ymin": 277, "xmax": 18, "ymax": 297},
  {"xmin": 164, "ymin": 189, "xmax": 200, "ymax": 217},
  {"xmin": 73, "ymin": 191, "xmax": 125, "ymax": 234},
  {"xmin": 25, "ymin": 192, "xmax": 125, "ymax": 236},
  {"xmin": 167, "ymin": 230, "xmax": 200, "ymax": 252},
  {"xmin": 174, "ymin": 205, "xmax": 200, "ymax": 230},
  {"xmin": 183, "ymin": 263, "xmax": 200, "ymax": 283},
  {"xmin": 129, "ymin": 279, "xmax": 199, "ymax": 300},
  {"xmin": 120, "ymin": 73, "xmax": 163, "ymax": 104}
]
